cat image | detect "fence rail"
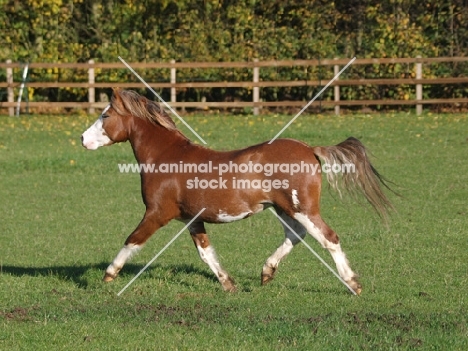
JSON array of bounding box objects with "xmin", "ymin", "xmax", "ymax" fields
[{"xmin": 2, "ymin": 57, "xmax": 468, "ymax": 116}]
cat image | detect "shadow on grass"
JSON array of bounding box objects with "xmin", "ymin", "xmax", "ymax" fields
[{"xmin": 0, "ymin": 262, "xmax": 217, "ymax": 289}]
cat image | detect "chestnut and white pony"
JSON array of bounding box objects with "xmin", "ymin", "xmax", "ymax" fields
[{"xmin": 82, "ymin": 89, "xmax": 393, "ymax": 294}]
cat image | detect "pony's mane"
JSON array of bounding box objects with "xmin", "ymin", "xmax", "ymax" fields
[{"xmin": 111, "ymin": 89, "xmax": 177, "ymax": 131}]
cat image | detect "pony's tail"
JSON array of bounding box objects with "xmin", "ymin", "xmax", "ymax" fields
[{"xmin": 313, "ymin": 137, "xmax": 395, "ymax": 222}]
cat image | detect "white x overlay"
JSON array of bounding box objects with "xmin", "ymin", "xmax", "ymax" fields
[{"xmin": 116, "ymin": 56, "xmax": 357, "ymax": 295}]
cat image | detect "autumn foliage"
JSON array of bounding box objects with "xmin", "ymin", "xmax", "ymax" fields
[{"xmin": 1, "ymin": 0, "xmax": 467, "ymax": 106}]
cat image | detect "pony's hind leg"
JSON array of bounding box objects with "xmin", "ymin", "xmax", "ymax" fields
[
  {"xmin": 189, "ymin": 222, "xmax": 236, "ymax": 292},
  {"xmin": 261, "ymin": 210, "xmax": 306, "ymax": 285},
  {"xmin": 293, "ymin": 212, "xmax": 362, "ymax": 295}
]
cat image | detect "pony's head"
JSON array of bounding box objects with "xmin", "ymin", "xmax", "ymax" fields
[{"xmin": 81, "ymin": 89, "xmax": 177, "ymax": 150}]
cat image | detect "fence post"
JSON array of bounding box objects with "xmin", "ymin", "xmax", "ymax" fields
[
  {"xmin": 253, "ymin": 58, "xmax": 259, "ymax": 115},
  {"xmin": 88, "ymin": 59, "xmax": 95, "ymax": 114},
  {"xmin": 334, "ymin": 58, "xmax": 340, "ymax": 115},
  {"xmin": 416, "ymin": 55, "xmax": 422, "ymax": 115},
  {"xmin": 6, "ymin": 60, "xmax": 14, "ymax": 117},
  {"xmin": 170, "ymin": 59, "xmax": 176, "ymax": 106}
]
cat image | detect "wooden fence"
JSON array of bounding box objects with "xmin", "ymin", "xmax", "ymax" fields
[{"xmin": 1, "ymin": 57, "xmax": 468, "ymax": 116}]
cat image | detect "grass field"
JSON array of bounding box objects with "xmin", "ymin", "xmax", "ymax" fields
[{"xmin": 1, "ymin": 111, "xmax": 467, "ymax": 350}]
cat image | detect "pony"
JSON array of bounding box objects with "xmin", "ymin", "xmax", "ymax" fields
[{"xmin": 81, "ymin": 89, "xmax": 394, "ymax": 295}]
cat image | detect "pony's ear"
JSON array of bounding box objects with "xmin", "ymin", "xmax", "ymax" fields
[
  {"xmin": 112, "ymin": 88, "xmax": 122, "ymax": 101},
  {"xmin": 111, "ymin": 88, "xmax": 125, "ymax": 111}
]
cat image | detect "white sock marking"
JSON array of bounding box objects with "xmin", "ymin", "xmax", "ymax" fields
[
  {"xmin": 107, "ymin": 244, "xmax": 141, "ymax": 276},
  {"xmin": 264, "ymin": 238, "xmax": 294, "ymax": 270},
  {"xmin": 196, "ymin": 245, "xmax": 230, "ymax": 282}
]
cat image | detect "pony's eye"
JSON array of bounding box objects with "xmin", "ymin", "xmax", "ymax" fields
[{"xmin": 100, "ymin": 104, "xmax": 111, "ymax": 119}]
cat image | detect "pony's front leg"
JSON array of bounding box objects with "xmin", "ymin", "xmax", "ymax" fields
[
  {"xmin": 189, "ymin": 222, "xmax": 236, "ymax": 292},
  {"xmin": 103, "ymin": 210, "xmax": 164, "ymax": 282}
]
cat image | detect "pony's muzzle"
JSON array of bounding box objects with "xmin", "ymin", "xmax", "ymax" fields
[
  {"xmin": 81, "ymin": 133, "xmax": 98, "ymax": 150},
  {"xmin": 81, "ymin": 118, "xmax": 112, "ymax": 150}
]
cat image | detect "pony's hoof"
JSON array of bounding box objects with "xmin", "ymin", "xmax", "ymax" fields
[
  {"xmin": 347, "ymin": 278, "xmax": 362, "ymax": 295},
  {"xmin": 224, "ymin": 285, "xmax": 237, "ymax": 293},
  {"xmin": 261, "ymin": 273, "xmax": 274, "ymax": 285},
  {"xmin": 222, "ymin": 277, "xmax": 237, "ymax": 292},
  {"xmin": 103, "ymin": 272, "xmax": 116, "ymax": 282},
  {"xmin": 261, "ymin": 266, "xmax": 277, "ymax": 285}
]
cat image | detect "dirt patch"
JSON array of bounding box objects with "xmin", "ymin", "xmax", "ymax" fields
[{"xmin": 0, "ymin": 306, "xmax": 37, "ymax": 322}]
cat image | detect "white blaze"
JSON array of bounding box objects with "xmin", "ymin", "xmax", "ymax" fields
[{"xmin": 81, "ymin": 105, "xmax": 112, "ymax": 150}]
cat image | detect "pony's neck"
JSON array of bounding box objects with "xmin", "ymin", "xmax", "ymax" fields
[{"xmin": 128, "ymin": 117, "xmax": 190, "ymax": 164}]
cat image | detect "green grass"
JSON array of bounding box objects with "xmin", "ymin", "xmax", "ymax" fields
[{"xmin": 1, "ymin": 112, "xmax": 467, "ymax": 350}]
